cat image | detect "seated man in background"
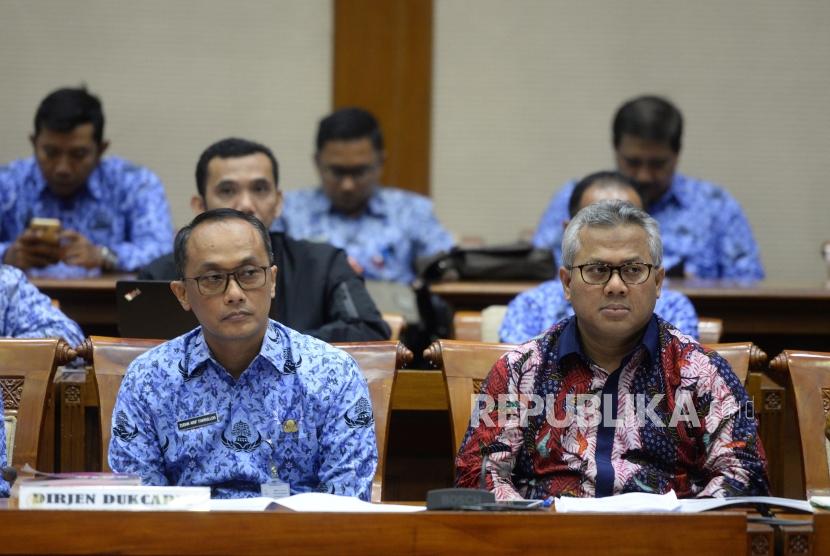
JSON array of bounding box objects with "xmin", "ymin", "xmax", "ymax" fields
[
  {"xmin": 274, "ymin": 107, "xmax": 454, "ymax": 284},
  {"xmin": 110, "ymin": 209, "xmax": 377, "ymax": 499},
  {"xmin": 0, "ymin": 87, "xmax": 174, "ymax": 277},
  {"xmin": 139, "ymin": 138, "xmax": 389, "ymax": 342},
  {"xmin": 533, "ymin": 95, "xmax": 764, "ymax": 280},
  {"xmin": 0, "ymin": 264, "xmax": 85, "ymax": 497},
  {"xmin": 501, "ymin": 171, "xmax": 698, "ymax": 343},
  {"xmin": 457, "ymin": 201, "xmax": 767, "ymax": 499}
]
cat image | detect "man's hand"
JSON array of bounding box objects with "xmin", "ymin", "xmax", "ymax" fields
[
  {"xmin": 59, "ymin": 230, "xmax": 103, "ymax": 269},
  {"xmin": 2, "ymin": 228, "xmax": 61, "ymax": 269}
]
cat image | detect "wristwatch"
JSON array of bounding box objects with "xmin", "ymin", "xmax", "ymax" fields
[{"xmin": 99, "ymin": 246, "xmax": 118, "ymax": 271}]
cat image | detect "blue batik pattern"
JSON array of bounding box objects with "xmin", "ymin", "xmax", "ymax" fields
[
  {"xmin": 500, "ymin": 279, "xmax": 699, "ymax": 344},
  {"xmin": 108, "ymin": 320, "xmax": 377, "ymax": 500},
  {"xmin": 273, "ymin": 186, "xmax": 454, "ymax": 283},
  {"xmin": 0, "ymin": 391, "xmax": 8, "ymax": 497},
  {"xmin": 532, "ymin": 173, "xmax": 764, "ymax": 280},
  {"xmin": 0, "ymin": 156, "xmax": 174, "ymax": 277},
  {"xmin": 0, "ymin": 265, "xmax": 84, "ymax": 345}
]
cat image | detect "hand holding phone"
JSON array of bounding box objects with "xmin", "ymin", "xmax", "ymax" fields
[{"xmin": 3, "ymin": 218, "xmax": 62, "ymax": 269}]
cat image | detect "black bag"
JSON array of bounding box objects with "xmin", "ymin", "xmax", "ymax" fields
[{"xmin": 417, "ymin": 242, "xmax": 556, "ymax": 282}]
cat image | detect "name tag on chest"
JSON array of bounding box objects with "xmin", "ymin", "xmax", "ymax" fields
[{"xmin": 177, "ymin": 413, "xmax": 219, "ymax": 432}]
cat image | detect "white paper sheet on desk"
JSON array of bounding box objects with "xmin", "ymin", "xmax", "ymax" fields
[
  {"xmin": 555, "ymin": 490, "xmax": 680, "ymax": 513},
  {"xmin": 275, "ymin": 492, "xmax": 425, "ymax": 513},
  {"xmin": 810, "ymin": 496, "xmax": 830, "ymax": 510},
  {"xmin": 677, "ymin": 496, "xmax": 814, "ymax": 514},
  {"xmin": 202, "ymin": 493, "xmax": 426, "ymax": 513}
]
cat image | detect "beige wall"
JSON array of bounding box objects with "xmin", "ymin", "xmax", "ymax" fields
[
  {"xmin": 2, "ymin": 1, "xmax": 828, "ymax": 283},
  {"xmin": 0, "ymin": 0, "xmax": 331, "ymax": 229},
  {"xmin": 433, "ymin": 0, "xmax": 830, "ymax": 283}
]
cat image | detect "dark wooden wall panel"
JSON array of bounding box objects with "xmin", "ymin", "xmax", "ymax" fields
[{"xmin": 333, "ymin": 0, "xmax": 432, "ymax": 196}]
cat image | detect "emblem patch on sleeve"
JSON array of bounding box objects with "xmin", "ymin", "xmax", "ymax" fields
[
  {"xmin": 344, "ymin": 397, "xmax": 374, "ymax": 428},
  {"xmin": 113, "ymin": 410, "xmax": 139, "ymax": 442}
]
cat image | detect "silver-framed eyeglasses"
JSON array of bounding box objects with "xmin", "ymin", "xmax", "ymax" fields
[
  {"xmin": 185, "ymin": 265, "xmax": 269, "ymax": 295},
  {"xmin": 568, "ymin": 262, "xmax": 654, "ymax": 285}
]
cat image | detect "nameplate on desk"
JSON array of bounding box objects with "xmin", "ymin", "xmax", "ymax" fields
[{"xmin": 19, "ymin": 485, "xmax": 211, "ymax": 511}]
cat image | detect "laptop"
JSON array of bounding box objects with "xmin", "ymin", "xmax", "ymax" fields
[{"xmin": 115, "ymin": 280, "xmax": 199, "ymax": 339}]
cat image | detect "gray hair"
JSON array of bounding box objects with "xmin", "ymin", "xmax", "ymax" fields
[{"xmin": 561, "ymin": 200, "xmax": 662, "ymax": 269}]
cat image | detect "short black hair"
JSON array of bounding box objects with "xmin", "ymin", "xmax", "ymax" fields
[
  {"xmin": 195, "ymin": 138, "xmax": 280, "ymax": 197},
  {"xmin": 612, "ymin": 95, "xmax": 683, "ymax": 153},
  {"xmin": 34, "ymin": 87, "xmax": 105, "ymax": 144},
  {"xmin": 174, "ymin": 208, "xmax": 274, "ymax": 279},
  {"xmin": 315, "ymin": 107, "xmax": 384, "ymax": 152},
  {"xmin": 568, "ymin": 170, "xmax": 644, "ymax": 218}
]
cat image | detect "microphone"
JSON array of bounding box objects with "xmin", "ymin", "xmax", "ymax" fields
[{"xmin": 2, "ymin": 466, "xmax": 17, "ymax": 485}]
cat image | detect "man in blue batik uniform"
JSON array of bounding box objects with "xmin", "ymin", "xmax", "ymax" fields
[
  {"xmin": 0, "ymin": 264, "xmax": 85, "ymax": 496},
  {"xmin": 0, "ymin": 87, "xmax": 173, "ymax": 278},
  {"xmin": 533, "ymin": 96, "xmax": 763, "ymax": 281},
  {"xmin": 502, "ymin": 171, "xmax": 699, "ymax": 343},
  {"xmin": 109, "ymin": 209, "xmax": 377, "ymax": 499},
  {"xmin": 274, "ymin": 107, "xmax": 454, "ymax": 284}
]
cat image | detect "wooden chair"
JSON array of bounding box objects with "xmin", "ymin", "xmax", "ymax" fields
[
  {"xmin": 454, "ymin": 312, "xmax": 725, "ymax": 345},
  {"xmin": 424, "ymin": 339, "xmax": 766, "ymax": 457},
  {"xmin": 336, "ymin": 341, "xmax": 412, "ymax": 501},
  {"xmin": 380, "ymin": 313, "xmax": 406, "ymax": 341},
  {"xmin": 0, "ymin": 338, "xmax": 76, "ymax": 470},
  {"xmin": 769, "ymin": 350, "xmax": 830, "ymax": 494},
  {"xmin": 75, "ymin": 336, "xmax": 164, "ymax": 473},
  {"xmin": 697, "ymin": 317, "xmax": 723, "ymax": 344},
  {"xmin": 77, "ymin": 336, "xmax": 412, "ymax": 502}
]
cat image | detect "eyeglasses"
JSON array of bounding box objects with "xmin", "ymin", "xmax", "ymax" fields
[
  {"xmin": 320, "ymin": 163, "xmax": 377, "ymax": 182},
  {"xmin": 567, "ymin": 262, "xmax": 654, "ymax": 285},
  {"xmin": 185, "ymin": 265, "xmax": 269, "ymax": 296}
]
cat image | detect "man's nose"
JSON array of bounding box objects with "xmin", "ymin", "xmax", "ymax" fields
[
  {"xmin": 633, "ymin": 166, "xmax": 654, "ymax": 184},
  {"xmin": 224, "ymin": 274, "xmax": 247, "ymax": 301},
  {"xmin": 236, "ymin": 192, "xmax": 256, "ymax": 215},
  {"xmin": 340, "ymin": 176, "xmax": 356, "ymax": 192},
  {"xmin": 604, "ymin": 269, "xmax": 629, "ymax": 294},
  {"xmin": 54, "ymin": 155, "xmax": 72, "ymax": 176}
]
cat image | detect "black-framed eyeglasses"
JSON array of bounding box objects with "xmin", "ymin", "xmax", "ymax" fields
[
  {"xmin": 185, "ymin": 265, "xmax": 269, "ymax": 296},
  {"xmin": 320, "ymin": 163, "xmax": 378, "ymax": 182},
  {"xmin": 567, "ymin": 262, "xmax": 654, "ymax": 285}
]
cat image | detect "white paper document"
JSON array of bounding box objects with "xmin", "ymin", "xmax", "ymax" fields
[
  {"xmin": 555, "ymin": 490, "xmax": 680, "ymax": 513},
  {"xmin": 202, "ymin": 493, "xmax": 425, "ymax": 513},
  {"xmin": 275, "ymin": 492, "xmax": 425, "ymax": 513}
]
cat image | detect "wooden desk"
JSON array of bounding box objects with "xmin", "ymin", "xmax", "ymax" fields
[
  {"xmin": 31, "ymin": 274, "xmax": 132, "ymax": 336},
  {"xmin": 431, "ymin": 279, "xmax": 830, "ymax": 350},
  {"xmin": 0, "ymin": 505, "xmax": 748, "ymax": 555},
  {"xmin": 815, "ymin": 512, "xmax": 830, "ymax": 556}
]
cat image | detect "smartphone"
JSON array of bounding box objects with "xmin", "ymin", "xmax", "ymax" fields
[{"xmin": 28, "ymin": 217, "xmax": 62, "ymax": 244}]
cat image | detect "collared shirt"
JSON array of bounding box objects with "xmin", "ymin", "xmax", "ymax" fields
[
  {"xmin": 499, "ymin": 279, "xmax": 699, "ymax": 343},
  {"xmin": 109, "ymin": 320, "xmax": 377, "ymax": 500},
  {"xmin": 0, "ymin": 156, "xmax": 174, "ymax": 277},
  {"xmin": 274, "ymin": 186, "xmax": 454, "ymax": 283},
  {"xmin": 456, "ymin": 315, "xmax": 769, "ymax": 500},
  {"xmin": 532, "ymin": 174, "xmax": 765, "ymax": 280},
  {"xmin": 0, "ymin": 264, "xmax": 84, "ymax": 345}
]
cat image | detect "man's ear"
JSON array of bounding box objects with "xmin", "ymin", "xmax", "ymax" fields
[
  {"xmin": 97, "ymin": 140, "xmax": 110, "ymax": 158},
  {"xmin": 560, "ymin": 266, "xmax": 573, "ymax": 301},
  {"xmin": 190, "ymin": 195, "xmax": 206, "ymax": 215},
  {"xmin": 654, "ymin": 266, "xmax": 665, "ymax": 298},
  {"xmin": 170, "ymin": 280, "xmax": 192, "ymax": 311},
  {"xmin": 29, "ymin": 134, "xmax": 37, "ymax": 149},
  {"xmin": 561, "ymin": 218, "xmax": 570, "ymax": 232},
  {"xmin": 273, "ymin": 188, "xmax": 284, "ymax": 221},
  {"xmin": 268, "ymin": 265, "xmax": 278, "ymax": 299}
]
